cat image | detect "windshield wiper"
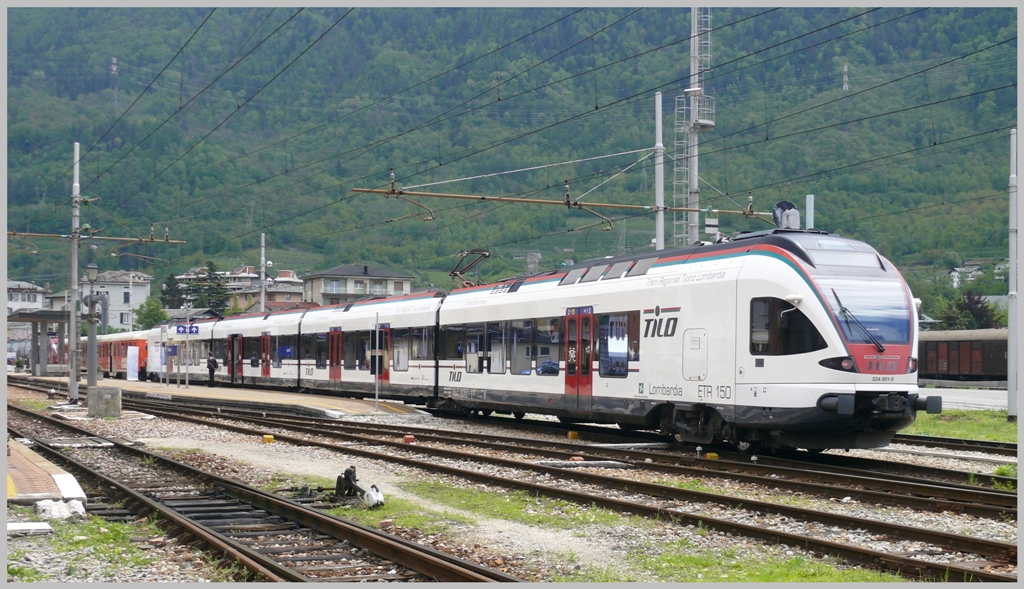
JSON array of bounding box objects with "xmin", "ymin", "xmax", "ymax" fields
[{"xmin": 831, "ymin": 289, "xmax": 885, "ymax": 352}]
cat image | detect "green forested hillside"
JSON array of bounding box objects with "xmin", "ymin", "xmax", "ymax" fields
[{"xmin": 6, "ymin": 8, "xmax": 1017, "ymax": 315}]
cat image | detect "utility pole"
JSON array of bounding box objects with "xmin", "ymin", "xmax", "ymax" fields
[
  {"xmin": 260, "ymin": 233, "xmax": 266, "ymax": 312},
  {"xmin": 69, "ymin": 143, "xmax": 82, "ymax": 404},
  {"xmin": 9, "ymin": 145, "xmax": 186, "ymax": 397},
  {"xmin": 110, "ymin": 57, "xmax": 119, "ymax": 115},
  {"xmin": 654, "ymin": 92, "xmax": 665, "ymax": 250},
  {"xmin": 674, "ymin": 7, "xmax": 715, "ymax": 246},
  {"xmin": 1008, "ymin": 128, "xmax": 1018, "ymax": 422}
]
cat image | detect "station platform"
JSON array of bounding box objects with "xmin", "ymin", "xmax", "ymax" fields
[
  {"xmin": 7, "ymin": 439, "xmax": 87, "ymax": 506},
  {"xmin": 21, "ymin": 375, "xmax": 427, "ymax": 419}
]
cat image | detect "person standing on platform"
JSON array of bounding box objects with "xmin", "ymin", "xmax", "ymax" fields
[{"xmin": 207, "ymin": 353, "xmax": 218, "ymax": 387}]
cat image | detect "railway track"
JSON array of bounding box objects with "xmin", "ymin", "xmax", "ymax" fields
[
  {"xmin": 84, "ymin": 399, "xmax": 1019, "ymax": 581},
  {"xmin": 124, "ymin": 397, "xmax": 1017, "ymax": 519},
  {"xmin": 891, "ymin": 433, "xmax": 1017, "ymax": 457},
  {"xmin": 428, "ymin": 408, "xmax": 1019, "ymax": 488},
  {"xmin": 7, "ymin": 405, "xmax": 520, "ymax": 583}
]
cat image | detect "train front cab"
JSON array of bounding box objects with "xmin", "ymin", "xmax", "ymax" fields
[{"xmin": 730, "ymin": 235, "xmax": 941, "ymax": 451}]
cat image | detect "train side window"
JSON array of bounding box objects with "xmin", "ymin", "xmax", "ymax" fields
[
  {"xmin": 343, "ymin": 333, "xmax": 358, "ymax": 369},
  {"xmin": 599, "ymin": 314, "xmax": 630, "ymax": 377},
  {"xmin": 301, "ymin": 334, "xmax": 315, "ymax": 360},
  {"xmin": 357, "ymin": 332, "xmax": 371, "ymax": 370},
  {"xmin": 315, "ymin": 334, "xmax": 328, "ymax": 369},
  {"xmin": 626, "ymin": 257, "xmax": 657, "ymax": 277},
  {"xmin": 510, "ymin": 320, "xmax": 533, "ymax": 375},
  {"xmin": 271, "ymin": 336, "xmax": 282, "ymax": 368},
  {"xmin": 534, "ymin": 317, "xmax": 562, "ymax": 376},
  {"xmin": 559, "ymin": 267, "xmax": 587, "ymax": 285},
  {"xmin": 213, "ymin": 339, "xmax": 226, "ymax": 360},
  {"xmin": 443, "ymin": 325, "xmax": 464, "ymax": 360},
  {"xmin": 751, "ymin": 299, "xmax": 771, "ymax": 354},
  {"xmin": 465, "ymin": 324, "xmax": 485, "ymax": 373},
  {"xmin": 603, "ymin": 261, "xmax": 634, "ymax": 281},
  {"xmin": 487, "ymin": 322, "xmax": 507, "ymax": 374},
  {"xmin": 750, "ymin": 297, "xmax": 827, "ymax": 356},
  {"xmin": 392, "ymin": 328, "xmax": 410, "ymax": 371},
  {"xmin": 411, "ymin": 327, "xmax": 432, "ymax": 360},
  {"xmin": 244, "ymin": 337, "xmax": 259, "ymax": 360},
  {"xmin": 278, "ymin": 335, "xmax": 296, "ymax": 361}
]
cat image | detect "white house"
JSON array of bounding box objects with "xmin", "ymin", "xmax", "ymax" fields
[
  {"xmin": 81, "ymin": 270, "xmax": 153, "ymax": 330},
  {"xmin": 7, "ymin": 280, "xmax": 47, "ymax": 339},
  {"xmin": 302, "ymin": 264, "xmax": 414, "ymax": 306}
]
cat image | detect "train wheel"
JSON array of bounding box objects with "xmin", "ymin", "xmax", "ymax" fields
[
  {"xmin": 513, "ymin": 412, "xmax": 525, "ymax": 420},
  {"xmin": 733, "ymin": 439, "xmax": 761, "ymax": 455}
]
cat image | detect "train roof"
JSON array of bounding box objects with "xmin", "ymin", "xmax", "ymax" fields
[
  {"xmin": 919, "ymin": 328, "xmax": 1008, "ymax": 342},
  {"xmin": 467, "ymin": 229, "xmax": 890, "ymax": 294}
]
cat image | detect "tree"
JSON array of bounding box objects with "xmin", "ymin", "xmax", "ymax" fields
[
  {"xmin": 191, "ymin": 260, "xmax": 230, "ymax": 314},
  {"xmin": 936, "ymin": 290, "xmax": 1000, "ymax": 330},
  {"xmin": 160, "ymin": 273, "xmax": 184, "ymax": 309},
  {"xmin": 134, "ymin": 295, "xmax": 169, "ymax": 330}
]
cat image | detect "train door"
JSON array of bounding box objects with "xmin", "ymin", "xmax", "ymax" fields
[
  {"xmin": 564, "ymin": 307, "xmax": 594, "ymax": 413},
  {"xmin": 328, "ymin": 328, "xmax": 343, "ymax": 383},
  {"xmin": 228, "ymin": 335, "xmax": 243, "ymax": 383},
  {"xmin": 380, "ymin": 327, "xmax": 391, "ymax": 383},
  {"xmin": 260, "ymin": 333, "xmax": 271, "ymax": 378}
]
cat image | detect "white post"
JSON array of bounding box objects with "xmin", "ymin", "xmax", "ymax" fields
[
  {"xmin": 654, "ymin": 92, "xmax": 665, "ymax": 251},
  {"xmin": 374, "ymin": 312, "xmax": 380, "ymax": 413},
  {"xmin": 128, "ymin": 270, "xmax": 133, "ymax": 329},
  {"xmin": 260, "ymin": 233, "xmax": 266, "ymax": 313},
  {"xmin": 184, "ymin": 303, "xmax": 191, "ymax": 388},
  {"xmin": 806, "ymin": 195, "xmax": 814, "ymax": 229},
  {"xmin": 1008, "ymin": 128, "xmax": 1018, "ymax": 422},
  {"xmin": 68, "ymin": 142, "xmax": 81, "ymax": 403}
]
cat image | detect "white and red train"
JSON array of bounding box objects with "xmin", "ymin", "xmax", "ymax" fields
[{"xmin": 96, "ymin": 229, "xmax": 942, "ymax": 451}]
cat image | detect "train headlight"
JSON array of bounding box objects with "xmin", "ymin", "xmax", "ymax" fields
[
  {"xmin": 906, "ymin": 357, "xmax": 918, "ymax": 374},
  {"xmin": 819, "ymin": 356, "xmax": 859, "ymax": 373}
]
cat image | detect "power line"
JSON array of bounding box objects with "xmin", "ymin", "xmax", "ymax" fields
[
  {"xmin": 81, "ymin": 8, "xmax": 306, "ymax": 198},
  {"xmin": 703, "ymin": 34, "xmax": 1017, "ymax": 148},
  {"xmin": 104, "ymin": 9, "xmax": 353, "ymax": 215},
  {"xmin": 822, "ymin": 191, "xmax": 1010, "ymax": 231},
  {"xmin": 199, "ymin": 8, "xmax": 587, "ymax": 173},
  {"xmin": 24, "ymin": 8, "xmax": 218, "ymax": 229}
]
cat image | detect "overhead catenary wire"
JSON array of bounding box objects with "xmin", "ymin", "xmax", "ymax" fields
[
  {"xmin": 702, "ymin": 34, "xmax": 1017, "ymax": 148},
  {"xmin": 23, "ymin": 8, "xmax": 218, "ymax": 229},
  {"xmin": 104, "ymin": 8, "xmax": 353, "ymax": 215},
  {"xmin": 200, "ymin": 8, "xmax": 587, "ymax": 173},
  {"xmin": 97, "ymin": 9, "xmax": 1007, "ymax": 261},
  {"xmin": 403, "ymin": 148, "xmax": 653, "ymax": 190},
  {"xmin": 82, "ymin": 8, "xmax": 307, "ymax": 199},
  {"xmin": 155, "ymin": 7, "xmax": 774, "ymax": 217}
]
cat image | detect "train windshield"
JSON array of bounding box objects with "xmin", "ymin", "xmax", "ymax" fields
[{"xmin": 815, "ymin": 277, "xmax": 911, "ymax": 345}]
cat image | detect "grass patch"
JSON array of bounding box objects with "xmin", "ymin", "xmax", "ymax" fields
[
  {"xmin": 994, "ymin": 464, "xmax": 1017, "ymax": 479},
  {"xmin": 50, "ymin": 516, "xmax": 157, "ymax": 574},
  {"xmin": 558, "ymin": 540, "xmax": 904, "ymax": 582},
  {"xmin": 327, "ymin": 495, "xmax": 473, "ymax": 535},
  {"xmin": 7, "ymin": 563, "xmax": 47, "ymax": 582},
  {"xmin": 399, "ymin": 479, "xmax": 638, "ymax": 530},
  {"xmin": 157, "ymin": 447, "xmax": 204, "ymax": 455},
  {"xmin": 259, "ymin": 473, "xmax": 335, "ymax": 492},
  {"xmin": 14, "ymin": 399, "xmax": 54, "ymax": 412},
  {"xmin": 903, "ymin": 409, "xmax": 1017, "ymax": 442},
  {"xmin": 655, "ymin": 478, "xmax": 720, "ymax": 495}
]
